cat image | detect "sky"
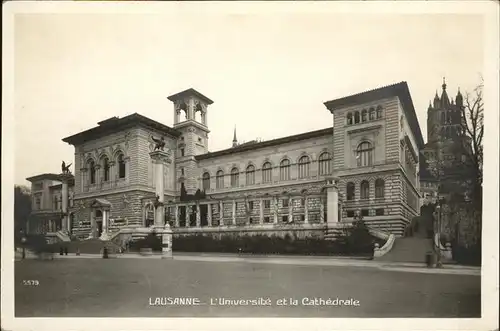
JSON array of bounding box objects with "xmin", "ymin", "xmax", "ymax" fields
[{"xmin": 13, "ymin": 11, "xmax": 484, "ymax": 186}]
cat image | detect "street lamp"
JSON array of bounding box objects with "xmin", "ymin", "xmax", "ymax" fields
[
  {"xmin": 435, "ymin": 204, "xmax": 442, "ymax": 268},
  {"xmin": 21, "ymin": 235, "xmax": 27, "ymax": 259}
]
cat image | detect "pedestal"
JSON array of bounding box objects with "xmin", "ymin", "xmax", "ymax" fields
[
  {"xmin": 153, "ymin": 224, "xmax": 173, "ymax": 259},
  {"xmin": 149, "ymin": 150, "xmax": 172, "ymax": 227},
  {"xmin": 326, "ymin": 177, "xmax": 340, "ymax": 225},
  {"xmin": 59, "ymin": 173, "xmax": 73, "ymax": 233}
]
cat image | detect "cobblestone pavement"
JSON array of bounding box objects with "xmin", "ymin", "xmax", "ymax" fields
[{"xmin": 15, "ymin": 259, "xmax": 480, "ymax": 317}]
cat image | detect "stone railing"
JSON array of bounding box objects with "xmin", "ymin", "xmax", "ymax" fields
[
  {"xmin": 434, "ymin": 233, "xmax": 453, "ymax": 261},
  {"xmin": 56, "ymin": 230, "xmax": 71, "ymax": 242},
  {"xmin": 373, "ymin": 233, "xmax": 396, "ymax": 258}
]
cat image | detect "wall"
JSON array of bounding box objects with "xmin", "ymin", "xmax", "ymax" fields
[
  {"xmin": 70, "ymin": 189, "xmax": 157, "ymax": 238},
  {"xmin": 332, "ymin": 96, "xmax": 398, "ymax": 172},
  {"xmin": 197, "ymin": 133, "xmax": 333, "ymax": 194}
]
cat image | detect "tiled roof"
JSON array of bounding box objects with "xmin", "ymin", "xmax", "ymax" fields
[
  {"xmin": 62, "ymin": 113, "xmax": 180, "ymax": 146},
  {"xmin": 196, "ymin": 128, "xmax": 333, "ymax": 160}
]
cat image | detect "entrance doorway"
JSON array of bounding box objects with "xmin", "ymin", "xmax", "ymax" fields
[
  {"xmin": 96, "ymin": 220, "xmax": 103, "ymax": 237},
  {"xmin": 95, "ymin": 209, "xmax": 103, "ymax": 237}
]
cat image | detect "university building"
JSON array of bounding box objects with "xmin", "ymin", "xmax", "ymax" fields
[{"xmin": 26, "ymin": 81, "xmax": 426, "ymax": 242}]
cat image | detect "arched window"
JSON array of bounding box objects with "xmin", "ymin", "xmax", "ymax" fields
[
  {"xmin": 347, "ymin": 113, "xmax": 353, "ymax": 125},
  {"xmin": 280, "ymin": 159, "xmax": 290, "ymax": 181},
  {"xmin": 101, "ymin": 156, "xmax": 110, "ymax": 182},
  {"xmin": 318, "ymin": 152, "xmax": 331, "ymax": 175},
  {"xmin": 354, "ymin": 111, "xmax": 360, "ymax": 124},
  {"xmin": 88, "ymin": 160, "xmax": 96, "ymax": 184},
  {"xmin": 117, "ymin": 153, "xmax": 126, "ymax": 179},
  {"xmin": 262, "ymin": 162, "xmax": 272, "ymax": 183},
  {"xmin": 361, "ymin": 109, "xmax": 367, "ymax": 122},
  {"xmin": 298, "ymin": 155, "xmax": 310, "ymax": 179},
  {"xmin": 360, "ymin": 180, "xmax": 370, "ymax": 199},
  {"xmin": 369, "ymin": 107, "xmax": 375, "ymax": 120},
  {"xmin": 376, "ymin": 106, "xmax": 383, "ymax": 119},
  {"xmin": 246, "ymin": 165, "xmax": 255, "ymax": 185},
  {"xmin": 346, "ymin": 182, "xmax": 355, "ymax": 200},
  {"xmin": 356, "ymin": 142, "xmax": 373, "ymax": 167},
  {"xmin": 216, "ymin": 170, "xmax": 224, "ymax": 189},
  {"xmin": 230, "ymin": 168, "xmax": 239, "ymax": 187},
  {"xmin": 202, "ymin": 172, "xmax": 210, "ymax": 191},
  {"xmin": 375, "ymin": 179, "xmax": 385, "ymax": 198}
]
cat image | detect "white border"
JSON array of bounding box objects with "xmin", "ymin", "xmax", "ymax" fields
[{"xmin": 2, "ymin": 2, "xmax": 499, "ymax": 331}]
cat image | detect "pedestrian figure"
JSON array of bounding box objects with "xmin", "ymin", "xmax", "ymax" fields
[
  {"xmin": 59, "ymin": 247, "xmax": 64, "ymax": 255},
  {"xmin": 64, "ymin": 247, "xmax": 68, "ymax": 255}
]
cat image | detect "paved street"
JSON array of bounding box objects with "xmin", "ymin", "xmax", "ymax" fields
[{"xmin": 15, "ymin": 258, "xmax": 480, "ymax": 318}]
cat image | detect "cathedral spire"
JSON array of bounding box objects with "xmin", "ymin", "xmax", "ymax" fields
[
  {"xmin": 440, "ymin": 76, "xmax": 450, "ymax": 108},
  {"xmin": 232, "ymin": 126, "xmax": 238, "ymax": 147}
]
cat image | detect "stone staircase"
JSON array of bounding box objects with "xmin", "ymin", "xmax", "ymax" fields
[
  {"xmin": 376, "ymin": 215, "xmax": 434, "ymax": 263},
  {"xmin": 376, "ymin": 237, "xmax": 433, "ymax": 263}
]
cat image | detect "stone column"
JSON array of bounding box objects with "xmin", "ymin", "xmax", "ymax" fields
[
  {"xmin": 100, "ymin": 209, "xmax": 110, "ymax": 240},
  {"xmin": 273, "ymin": 197, "xmax": 278, "ymax": 224},
  {"xmin": 304, "ymin": 196, "xmax": 309, "ymax": 223},
  {"xmin": 59, "ymin": 173, "xmax": 72, "ymax": 233},
  {"xmin": 207, "ymin": 203, "xmax": 212, "ymax": 227},
  {"xmin": 288, "ymin": 197, "xmax": 293, "ymax": 223},
  {"xmin": 186, "ymin": 205, "xmax": 191, "ymax": 227},
  {"xmin": 196, "ymin": 204, "xmax": 201, "ymax": 227},
  {"xmin": 149, "ymin": 150, "xmax": 172, "ymax": 227},
  {"xmin": 259, "ymin": 199, "xmax": 264, "ymax": 224},
  {"xmin": 320, "ymin": 199, "xmax": 325, "ymax": 223},
  {"xmin": 174, "ymin": 205, "xmax": 179, "ymax": 227},
  {"xmin": 219, "ymin": 201, "xmax": 224, "ymax": 226},
  {"xmin": 232, "ymin": 200, "xmax": 236, "ymax": 225},
  {"xmin": 326, "ymin": 177, "xmax": 340, "ymax": 225},
  {"xmin": 90, "ymin": 210, "xmax": 96, "ymax": 238}
]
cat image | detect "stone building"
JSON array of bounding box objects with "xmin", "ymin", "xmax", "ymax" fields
[
  {"xmin": 420, "ymin": 79, "xmax": 466, "ymax": 204},
  {"xmin": 25, "ymin": 81, "xmax": 425, "ymax": 240},
  {"xmin": 26, "ymin": 173, "xmax": 75, "ymax": 234}
]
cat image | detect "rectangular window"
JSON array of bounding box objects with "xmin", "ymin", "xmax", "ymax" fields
[
  {"xmin": 264, "ymin": 200, "xmax": 271, "ymax": 209},
  {"xmin": 282, "ymin": 216, "xmax": 288, "ymax": 223},
  {"xmin": 35, "ymin": 198, "xmax": 41, "ymax": 210},
  {"xmin": 248, "ymin": 201, "xmax": 254, "ymax": 210},
  {"xmin": 282, "ymin": 199, "xmax": 289, "ymax": 207},
  {"xmin": 346, "ymin": 210, "xmax": 355, "ymax": 217},
  {"xmin": 361, "ymin": 209, "xmax": 369, "ymax": 217},
  {"xmin": 375, "ymin": 208, "xmax": 384, "ymax": 216},
  {"xmin": 180, "ymin": 149, "xmax": 185, "ymax": 157},
  {"xmin": 264, "ymin": 216, "xmax": 271, "ymax": 223}
]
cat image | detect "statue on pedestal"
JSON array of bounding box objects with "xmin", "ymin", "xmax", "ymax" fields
[
  {"xmin": 154, "ymin": 194, "xmax": 162, "ymax": 208},
  {"xmin": 151, "ymin": 135, "xmax": 166, "ymax": 151},
  {"xmin": 61, "ymin": 161, "xmax": 72, "ymax": 174}
]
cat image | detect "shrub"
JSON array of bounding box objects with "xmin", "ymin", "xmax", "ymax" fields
[
  {"xmin": 172, "ymin": 232, "xmax": 378, "ymax": 257},
  {"xmin": 128, "ymin": 232, "xmax": 162, "ymax": 252}
]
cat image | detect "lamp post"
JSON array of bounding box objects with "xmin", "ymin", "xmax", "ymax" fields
[
  {"xmin": 435, "ymin": 203, "xmax": 442, "ymax": 268},
  {"xmin": 21, "ymin": 236, "xmax": 27, "ymax": 259}
]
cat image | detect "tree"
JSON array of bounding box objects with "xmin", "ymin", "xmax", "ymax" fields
[
  {"xmin": 458, "ymin": 78, "xmax": 483, "ymax": 209},
  {"xmin": 14, "ymin": 185, "xmax": 32, "ymax": 240}
]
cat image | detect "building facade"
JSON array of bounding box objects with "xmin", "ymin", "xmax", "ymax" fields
[{"xmin": 26, "ymin": 82, "xmax": 426, "ymax": 241}]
